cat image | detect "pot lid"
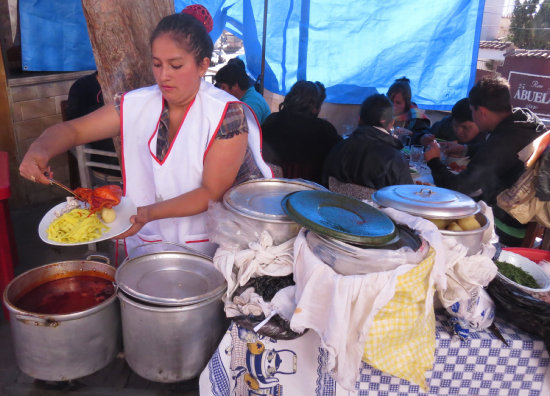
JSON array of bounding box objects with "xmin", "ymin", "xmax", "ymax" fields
[
  {"xmin": 281, "ymin": 190, "xmax": 397, "ymax": 245},
  {"xmin": 115, "ymin": 252, "xmax": 226, "ymax": 306},
  {"xmin": 223, "ymin": 178, "xmax": 326, "ymax": 223},
  {"xmin": 372, "ymin": 185, "xmax": 479, "ymax": 219}
]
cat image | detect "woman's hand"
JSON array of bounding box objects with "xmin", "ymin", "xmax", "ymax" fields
[
  {"xmin": 424, "ymin": 141, "xmax": 441, "ymax": 162},
  {"xmin": 19, "ymin": 147, "xmax": 53, "ymax": 184},
  {"xmin": 112, "ymin": 206, "xmax": 152, "ymax": 239}
]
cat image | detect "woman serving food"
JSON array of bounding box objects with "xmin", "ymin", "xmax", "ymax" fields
[{"xmin": 19, "ymin": 9, "xmax": 271, "ymax": 256}]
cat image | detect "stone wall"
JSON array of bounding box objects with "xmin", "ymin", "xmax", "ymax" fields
[{"xmin": 8, "ymin": 71, "xmax": 92, "ymax": 208}]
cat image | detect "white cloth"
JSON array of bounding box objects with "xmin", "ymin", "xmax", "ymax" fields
[
  {"xmin": 436, "ymin": 203, "xmax": 498, "ymax": 308},
  {"xmin": 224, "ymin": 287, "xmax": 271, "ymax": 317},
  {"xmin": 213, "ymin": 230, "xmax": 295, "ymax": 297},
  {"xmin": 121, "ymin": 81, "xmax": 271, "ymax": 255},
  {"xmin": 376, "ymin": 206, "xmax": 448, "ymax": 296},
  {"xmin": 290, "ymin": 229, "xmax": 416, "ymax": 390}
]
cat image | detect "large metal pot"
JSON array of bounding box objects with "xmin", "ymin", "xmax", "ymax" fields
[
  {"xmin": 2, "ymin": 256, "xmax": 120, "ymax": 381},
  {"xmin": 115, "ymin": 249, "xmax": 227, "ymax": 383},
  {"xmin": 222, "ymin": 178, "xmax": 326, "ymax": 246},
  {"xmin": 372, "ymin": 185, "xmax": 490, "ymax": 255}
]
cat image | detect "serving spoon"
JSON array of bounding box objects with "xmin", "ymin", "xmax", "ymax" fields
[{"xmin": 45, "ymin": 173, "xmax": 85, "ymax": 201}]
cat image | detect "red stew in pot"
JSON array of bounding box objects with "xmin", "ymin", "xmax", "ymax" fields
[{"xmin": 15, "ymin": 275, "xmax": 114, "ymax": 315}]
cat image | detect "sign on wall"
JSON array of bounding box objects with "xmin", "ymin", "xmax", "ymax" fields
[{"xmin": 508, "ymin": 71, "xmax": 550, "ymax": 118}]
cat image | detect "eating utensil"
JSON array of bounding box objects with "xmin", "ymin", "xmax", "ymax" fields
[{"xmin": 45, "ymin": 174, "xmax": 84, "ymax": 201}]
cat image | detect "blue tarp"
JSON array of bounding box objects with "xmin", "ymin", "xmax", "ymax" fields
[
  {"xmin": 20, "ymin": 0, "xmax": 485, "ymax": 110},
  {"xmin": 20, "ymin": 0, "xmax": 96, "ymax": 72}
]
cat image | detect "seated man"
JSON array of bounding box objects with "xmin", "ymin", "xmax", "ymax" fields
[
  {"xmin": 438, "ymin": 98, "xmax": 486, "ymax": 158},
  {"xmin": 323, "ymin": 94, "xmax": 413, "ymax": 189},
  {"xmin": 425, "ymin": 76, "xmax": 547, "ymax": 246},
  {"xmin": 214, "ymin": 63, "xmax": 271, "ymax": 124}
]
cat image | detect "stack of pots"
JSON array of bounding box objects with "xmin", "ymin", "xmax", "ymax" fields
[
  {"xmin": 372, "ymin": 185, "xmax": 489, "ymax": 255},
  {"xmin": 2, "ymin": 256, "xmax": 120, "ymax": 381},
  {"xmin": 280, "ymin": 190, "xmax": 428, "ymax": 275},
  {"xmin": 115, "ymin": 245, "xmax": 227, "ymax": 383}
]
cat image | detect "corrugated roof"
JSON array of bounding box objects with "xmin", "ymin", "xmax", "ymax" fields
[
  {"xmin": 480, "ymin": 40, "xmax": 513, "ymax": 50},
  {"xmin": 505, "ymin": 49, "xmax": 550, "ymax": 59}
]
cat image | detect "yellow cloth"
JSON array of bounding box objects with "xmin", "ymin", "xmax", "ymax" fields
[{"xmin": 363, "ymin": 247, "xmax": 436, "ymax": 391}]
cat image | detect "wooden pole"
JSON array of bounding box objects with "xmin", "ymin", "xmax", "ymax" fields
[{"xmin": 81, "ymin": 0, "xmax": 174, "ymax": 155}]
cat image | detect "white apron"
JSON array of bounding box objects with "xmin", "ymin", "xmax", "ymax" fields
[{"xmin": 121, "ymin": 80, "xmax": 271, "ymax": 256}]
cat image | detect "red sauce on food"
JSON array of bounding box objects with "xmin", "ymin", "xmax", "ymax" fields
[{"xmin": 15, "ymin": 276, "xmax": 114, "ymax": 314}]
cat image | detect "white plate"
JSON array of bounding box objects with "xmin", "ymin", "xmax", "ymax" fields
[
  {"xmin": 496, "ymin": 250, "xmax": 550, "ymax": 293},
  {"xmin": 38, "ymin": 196, "xmax": 137, "ymax": 246}
]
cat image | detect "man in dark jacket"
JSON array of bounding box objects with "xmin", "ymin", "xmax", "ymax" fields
[
  {"xmin": 323, "ymin": 94, "xmax": 413, "ymax": 188},
  {"xmin": 425, "ymin": 76, "xmax": 547, "ymax": 246}
]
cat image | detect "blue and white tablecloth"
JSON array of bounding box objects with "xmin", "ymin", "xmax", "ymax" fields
[{"xmin": 200, "ymin": 310, "xmax": 549, "ymax": 396}]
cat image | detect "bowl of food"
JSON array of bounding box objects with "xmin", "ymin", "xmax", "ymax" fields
[{"xmin": 495, "ymin": 250, "xmax": 550, "ymax": 293}]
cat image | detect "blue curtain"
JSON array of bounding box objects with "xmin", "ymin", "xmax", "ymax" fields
[
  {"xmin": 20, "ymin": 0, "xmax": 485, "ymax": 110},
  {"xmin": 19, "ymin": 0, "xmax": 96, "ymax": 71}
]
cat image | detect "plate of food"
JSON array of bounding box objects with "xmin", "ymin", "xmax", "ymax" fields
[{"xmin": 38, "ymin": 185, "xmax": 136, "ymax": 246}]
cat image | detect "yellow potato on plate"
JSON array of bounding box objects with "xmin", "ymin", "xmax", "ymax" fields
[
  {"xmin": 457, "ymin": 215, "xmax": 481, "ymax": 231},
  {"xmin": 101, "ymin": 207, "xmax": 117, "ymax": 223}
]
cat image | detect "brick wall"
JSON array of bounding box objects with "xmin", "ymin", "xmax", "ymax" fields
[{"xmin": 8, "ymin": 71, "xmax": 92, "ymax": 208}]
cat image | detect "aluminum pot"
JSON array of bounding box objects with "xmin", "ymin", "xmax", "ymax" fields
[
  {"xmin": 439, "ymin": 212, "xmax": 489, "ymax": 256},
  {"xmin": 372, "ymin": 185, "xmax": 490, "ymax": 256},
  {"xmin": 222, "ymin": 178, "xmax": 326, "ymax": 246},
  {"xmin": 2, "ymin": 256, "xmax": 120, "ymax": 381},
  {"xmin": 115, "ymin": 249, "xmax": 228, "ymax": 383}
]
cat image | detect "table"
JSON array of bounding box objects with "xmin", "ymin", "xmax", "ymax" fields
[
  {"xmin": 410, "ymin": 163, "xmax": 435, "ymax": 186},
  {"xmin": 199, "ymin": 310, "xmax": 549, "ymax": 395}
]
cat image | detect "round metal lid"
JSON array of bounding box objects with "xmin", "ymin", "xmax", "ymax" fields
[
  {"xmin": 282, "ymin": 190, "xmax": 397, "ymax": 245},
  {"xmin": 372, "ymin": 185, "xmax": 479, "ymax": 219},
  {"xmin": 223, "ymin": 178, "xmax": 326, "ymax": 223},
  {"xmin": 115, "ymin": 252, "xmax": 226, "ymax": 306}
]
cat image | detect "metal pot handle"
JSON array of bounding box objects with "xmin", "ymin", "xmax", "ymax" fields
[
  {"xmin": 15, "ymin": 314, "xmax": 59, "ymax": 327},
  {"xmin": 85, "ymin": 253, "xmax": 111, "ymax": 266}
]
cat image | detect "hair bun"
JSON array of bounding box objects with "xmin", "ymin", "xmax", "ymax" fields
[{"xmin": 181, "ymin": 4, "xmax": 213, "ymax": 33}]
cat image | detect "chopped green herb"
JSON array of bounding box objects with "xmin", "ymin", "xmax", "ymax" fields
[{"xmin": 495, "ymin": 260, "xmax": 539, "ymax": 289}]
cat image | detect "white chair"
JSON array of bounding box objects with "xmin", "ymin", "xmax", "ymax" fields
[{"xmin": 74, "ymin": 145, "xmax": 121, "ymax": 189}]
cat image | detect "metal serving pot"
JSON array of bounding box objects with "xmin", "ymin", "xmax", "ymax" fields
[
  {"xmin": 372, "ymin": 185, "xmax": 489, "ymax": 256},
  {"xmin": 115, "ymin": 249, "xmax": 227, "ymax": 383},
  {"xmin": 222, "ymin": 178, "xmax": 326, "ymax": 246},
  {"xmin": 2, "ymin": 256, "xmax": 120, "ymax": 381}
]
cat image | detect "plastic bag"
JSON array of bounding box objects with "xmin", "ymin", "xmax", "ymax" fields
[
  {"xmin": 445, "ymin": 287, "xmax": 495, "ymax": 337},
  {"xmin": 487, "ymin": 275, "xmax": 550, "ymax": 351}
]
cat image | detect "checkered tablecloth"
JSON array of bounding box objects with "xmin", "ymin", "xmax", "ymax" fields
[{"xmin": 200, "ymin": 310, "xmax": 549, "ymax": 396}]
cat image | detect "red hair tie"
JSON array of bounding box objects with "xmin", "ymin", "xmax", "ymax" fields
[{"xmin": 182, "ymin": 4, "xmax": 213, "ymax": 33}]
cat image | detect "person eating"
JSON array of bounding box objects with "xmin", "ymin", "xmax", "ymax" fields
[
  {"xmin": 438, "ymin": 98, "xmax": 486, "ymax": 159},
  {"xmin": 323, "ymin": 93, "xmax": 413, "ymax": 189},
  {"xmin": 424, "ymin": 76, "xmax": 547, "ymax": 246},
  {"xmin": 386, "ymin": 76, "xmax": 432, "ymax": 146},
  {"xmin": 19, "ymin": 10, "xmax": 272, "ymax": 257}
]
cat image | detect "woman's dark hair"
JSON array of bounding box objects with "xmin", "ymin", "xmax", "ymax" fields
[
  {"xmin": 279, "ymin": 80, "xmax": 326, "ymax": 116},
  {"xmin": 469, "ymin": 76, "xmax": 512, "ymax": 113},
  {"xmin": 359, "ymin": 94, "xmax": 393, "ymax": 127},
  {"xmin": 150, "ymin": 13, "xmax": 213, "ymax": 65},
  {"xmin": 386, "ymin": 77, "xmax": 412, "ymax": 112}
]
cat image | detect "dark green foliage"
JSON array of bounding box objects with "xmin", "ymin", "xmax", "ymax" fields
[{"xmin": 508, "ymin": 0, "xmax": 550, "ymax": 49}]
